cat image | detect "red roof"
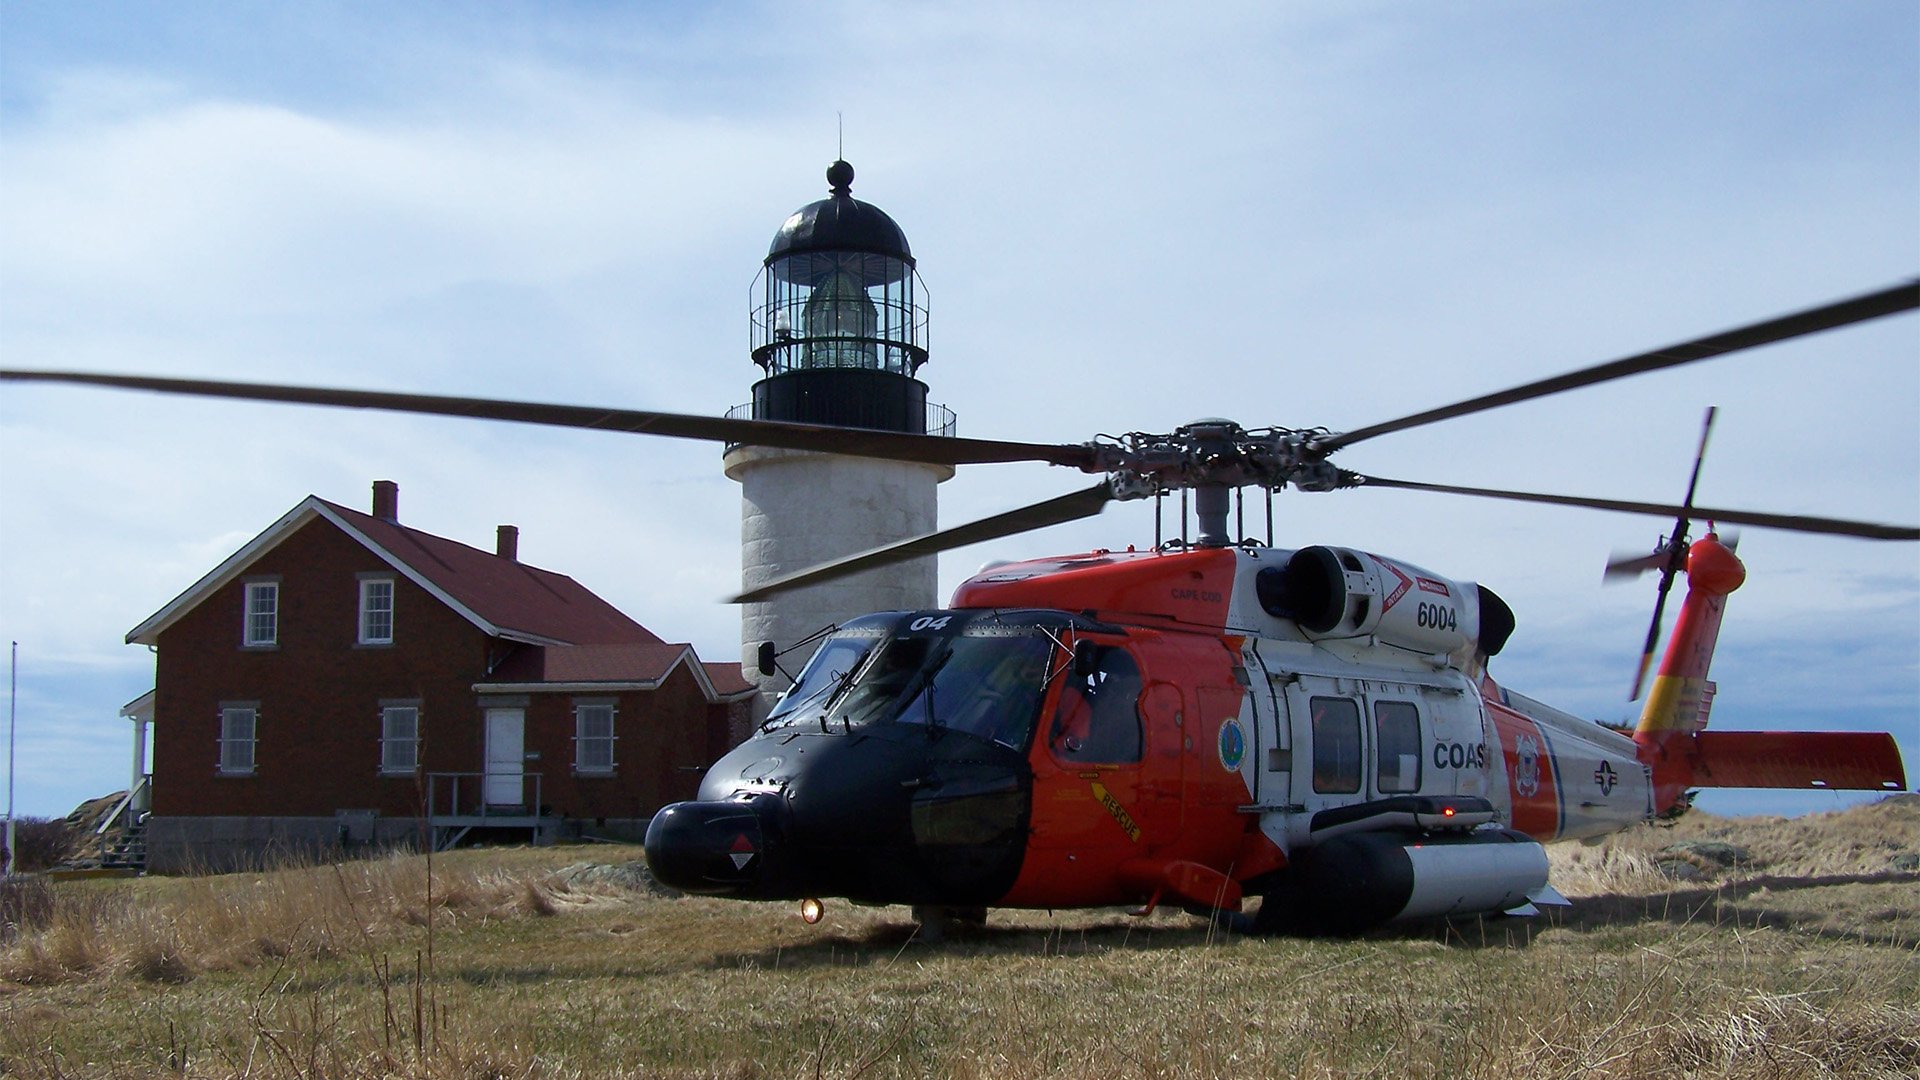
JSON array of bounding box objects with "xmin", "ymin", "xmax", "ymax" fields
[
  {"xmin": 703, "ymin": 662, "xmax": 755, "ymax": 697},
  {"xmin": 483, "ymin": 642, "xmax": 755, "ymax": 701},
  {"xmin": 489, "ymin": 642, "xmax": 689, "ymax": 683},
  {"xmin": 321, "ymin": 499, "xmax": 660, "ymax": 647}
]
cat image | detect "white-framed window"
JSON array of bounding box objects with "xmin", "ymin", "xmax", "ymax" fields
[
  {"xmin": 359, "ymin": 577, "xmax": 395, "ymax": 645},
  {"xmin": 242, "ymin": 581, "xmax": 279, "ymax": 647},
  {"xmin": 380, "ymin": 702, "xmax": 419, "ymax": 774},
  {"xmin": 573, "ymin": 700, "xmax": 617, "ymax": 774},
  {"xmin": 1373, "ymin": 700, "xmax": 1422, "ymax": 794},
  {"xmin": 219, "ymin": 704, "xmax": 258, "ymax": 775}
]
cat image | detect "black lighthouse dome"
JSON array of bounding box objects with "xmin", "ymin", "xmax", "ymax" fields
[
  {"xmin": 748, "ymin": 160, "xmax": 945, "ymax": 435},
  {"xmin": 767, "ymin": 160, "xmax": 915, "ymax": 264}
]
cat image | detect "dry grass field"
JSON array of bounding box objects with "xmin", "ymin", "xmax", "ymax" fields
[{"xmin": 2, "ymin": 797, "xmax": 1916, "ymax": 1079}]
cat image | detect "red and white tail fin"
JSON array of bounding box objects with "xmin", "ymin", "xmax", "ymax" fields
[{"xmin": 1633, "ymin": 533, "xmax": 1906, "ymax": 811}]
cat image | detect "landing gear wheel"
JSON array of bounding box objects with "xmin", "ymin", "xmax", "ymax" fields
[
  {"xmin": 912, "ymin": 905, "xmax": 988, "ymax": 943},
  {"xmin": 1249, "ymin": 875, "xmax": 1316, "ymax": 936},
  {"xmin": 1186, "ymin": 904, "xmax": 1255, "ymax": 935}
]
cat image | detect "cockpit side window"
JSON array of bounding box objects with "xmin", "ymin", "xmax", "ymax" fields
[{"xmin": 1048, "ymin": 644, "xmax": 1143, "ymax": 764}]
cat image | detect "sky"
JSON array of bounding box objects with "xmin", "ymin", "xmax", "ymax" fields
[{"xmin": 1, "ymin": 1, "xmax": 1915, "ymax": 821}]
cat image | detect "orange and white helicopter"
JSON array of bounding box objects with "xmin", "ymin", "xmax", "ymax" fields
[{"xmin": 3, "ymin": 280, "xmax": 1914, "ymax": 934}]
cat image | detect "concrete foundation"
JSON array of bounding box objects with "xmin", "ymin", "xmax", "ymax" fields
[
  {"xmin": 146, "ymin": 814, "xmax": 422, "ymax": 873},
  {"xmin": 143, "ymin": 813, "xmax": 648, "ymax": 873}
]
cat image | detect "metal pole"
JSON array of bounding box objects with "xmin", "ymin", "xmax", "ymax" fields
[{"xmin": 5, "ymin": 641, "xmax": 16, "ymax": 878}]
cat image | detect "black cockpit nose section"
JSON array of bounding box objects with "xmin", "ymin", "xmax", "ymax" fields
[
  {"xmin": 645, "ymin": 727, "xmax": 1033, "ymax": 905},
  {"xmin": 643, "ymin": 797, "xmax": 778, "ymax": 896}
]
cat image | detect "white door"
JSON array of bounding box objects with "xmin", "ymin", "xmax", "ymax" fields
[{"xmin": 485, "ymin": 708, "xmax": 526, "ymax": 806}]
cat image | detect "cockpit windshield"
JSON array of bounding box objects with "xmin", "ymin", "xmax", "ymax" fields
[
  {"xmin": 764, "ymin": 632, "xmax": 881, "ymax": 724},
  {"xmin": 762, "ymin": 615, "xmax": 1059, "ymax": 749}
]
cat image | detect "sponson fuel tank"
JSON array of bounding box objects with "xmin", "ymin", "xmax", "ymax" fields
[{"xmin": 1259, "ymin": 828, "xmax": 1554, "ymax": 934}]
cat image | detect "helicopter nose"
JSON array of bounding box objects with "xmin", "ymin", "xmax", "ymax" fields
[
  {"xmin": 646, "ymin": 727, "xmax": 1033, "ymax": 906},
  {"xmin": 644, "ymin": 796, "xmax": 780, "ymax": 896}
]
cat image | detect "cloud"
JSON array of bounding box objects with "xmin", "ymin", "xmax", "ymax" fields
[{"xmin": 0, "ymin": 3, "xmax": 1914, "ymax": 816}]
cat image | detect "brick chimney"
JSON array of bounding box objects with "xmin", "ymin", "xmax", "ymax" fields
[
  {"xmin": 496, "ymin": 524, "xmax": 519, "ymax": 562},
  {"xmin": 371, "ymin": 480, "xmax": 399, "ymax": 522}
]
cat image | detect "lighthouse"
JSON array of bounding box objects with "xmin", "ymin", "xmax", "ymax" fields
[{"xmin": 724, "ymin": 160, "xmax": 954, "ymax": 711}]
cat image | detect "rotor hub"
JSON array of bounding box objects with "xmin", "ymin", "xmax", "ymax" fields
[{"xmin": 1086, "ymin": 421, "xmax": 1348, "ymax": 502}]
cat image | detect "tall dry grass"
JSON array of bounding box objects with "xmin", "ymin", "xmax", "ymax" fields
[
  {"xmin": 0, "ymin": 799, "xmax": 1914, "ymax": 1078},
  {"xmin": 0, "ymin": 849, "xmax": 583, "ymax": 987}
]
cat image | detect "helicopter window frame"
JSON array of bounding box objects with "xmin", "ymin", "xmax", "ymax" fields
[
  {"xmin": 1047, "ymin": 642, "xmax": 1145, "ymax": 766},
  {"xmin": 1372, "ymin": 699, "xmax": 1422, "ymax": 794},
  {"xmin": 1310, "ymin": 695, "xmax": 1363, "ymax": 794}
]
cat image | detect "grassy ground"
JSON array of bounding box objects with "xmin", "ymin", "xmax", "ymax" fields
[{"xmin": 2, "ymin": 799, "xmax": 1915, "ymax": 1079}]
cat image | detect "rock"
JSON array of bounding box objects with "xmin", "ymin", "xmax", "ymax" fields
[
  {"xmin": 551, "ymin": 860, "xmax": 683, "ymax": 897},
  {"xmin": 1659, "ymin": 840, "xmax": 1757, "ymax": 870},
  {"xmin": 1891, "ymin": 852, "xmax": 1920, "ymax": 873},
  {"xmin": 1655, "ymin": 858, "xmax": 1708, "ymax": 882}
]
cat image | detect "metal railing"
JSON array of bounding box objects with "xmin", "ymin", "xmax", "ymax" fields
[
  {"xmin": 724, "ymin": 400, "xmax": 956, "ymax": 438},
  {"xmin": 95, "ymin": 775, "xmax": 152, "ymax": 835},
  {"xmin": 425, "ymin": 771, "xmax": 544, "ymax": 820}
]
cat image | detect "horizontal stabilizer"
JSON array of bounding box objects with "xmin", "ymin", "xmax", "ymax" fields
[{"xmin": 1691, "ymin": 731, "xmax": 1907, "ymax": 791}]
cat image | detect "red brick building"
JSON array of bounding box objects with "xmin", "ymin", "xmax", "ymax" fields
[{"xmin": 129, "ymin": 481, "xmax": 752, "ymax": 870}]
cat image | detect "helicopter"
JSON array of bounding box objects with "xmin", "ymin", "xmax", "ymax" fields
[{"xmin": 2, "ymin": 278, "xmax": 1915, "ymax": 934}]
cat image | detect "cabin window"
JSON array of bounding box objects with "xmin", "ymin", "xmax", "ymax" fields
[
  {"xmin": 574, "ymin": 701, "xmax": 617, "ymax": 774},
  {"xmin": 219, "ymin": 704, "xmax": 258, "ymax": 775},
  {"xmin": 1310, "ymin": 696, "xmax": 1361, "ymax": 793},
  {"xmin": 1373, "ymin": 700, "xmax": 1421, "ymax": 794},
  {"xmin": 380, "ymin": 703, "xmax": 419, "ymax": 774},
  {"xmin": 359, "ymin": 577, "xmax": 395, "ymax": 645},
  {"xmin": 242, "ymin": 581, "xmax": 279, "ymax": 647},
  {"xmin": 1049, "ymin": 644, "xmax": 1144, "ymax": 765}
]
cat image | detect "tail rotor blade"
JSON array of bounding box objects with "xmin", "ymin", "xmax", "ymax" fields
[
  {"xmin": 1630, "ymin": 566, "xmax": 1679, "ymax": 701},
  {"xmin": 1604, "ymin": 550, "xmax": 1666, "ymax": 581},
  {"xmin": 1678, "ymin": 406, "xmax": 1717, "ymax": 514}
]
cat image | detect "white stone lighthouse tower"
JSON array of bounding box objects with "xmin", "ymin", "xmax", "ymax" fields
[{"xmin": 723, "ymin": 160, "xmax": 954, "ymax": 712}]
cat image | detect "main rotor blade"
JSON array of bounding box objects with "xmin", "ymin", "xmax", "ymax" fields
[
  {"xmin": 0, "ymin": 370, "xmax": 1099, "ymax": 470},
  {"xmin": 1320, "ymin": 280, "xmax": 1919, "ymax": 453},
  {"xmin": 1347, "ymin": 474, "xmax": 1920, "ymax": 540},
  {"xmin": 731, "ymin": 481, "xmax": 1116, "ymax": 604}
]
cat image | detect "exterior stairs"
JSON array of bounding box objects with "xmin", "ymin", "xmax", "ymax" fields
[{"xmin": 100, "ymin": 814, "xmax": 149, "ymax": 872}]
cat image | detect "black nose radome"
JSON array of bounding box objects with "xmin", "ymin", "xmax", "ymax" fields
[{"xmin": 644, "ymin": 797, "xmax": 776, "ymax": 896}]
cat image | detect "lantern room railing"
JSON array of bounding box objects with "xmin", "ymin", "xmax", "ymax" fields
[{"xmin": 726, "ymin": 400, "xmax": 955, "ymax": 438}]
